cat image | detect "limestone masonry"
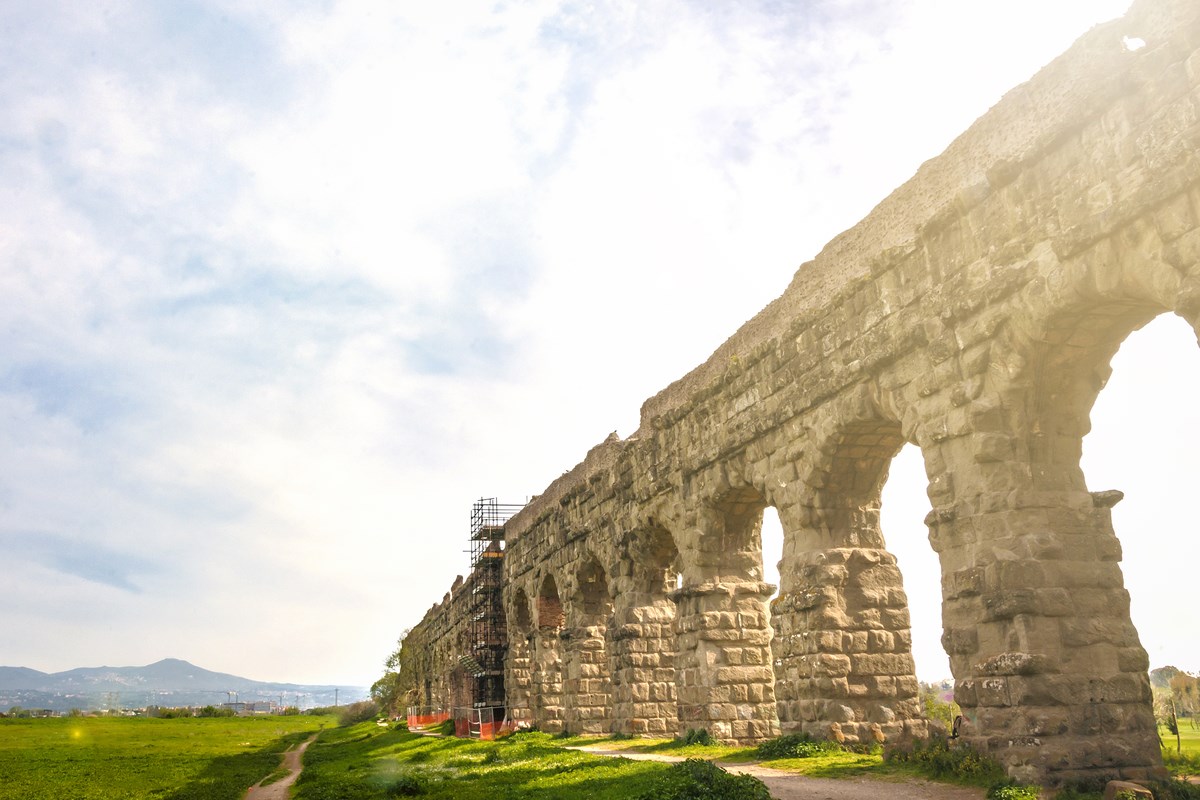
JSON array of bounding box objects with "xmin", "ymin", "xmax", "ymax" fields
[{"xmin": 401, "ymin": 0, "xmax": 1200, "ymax": 784}]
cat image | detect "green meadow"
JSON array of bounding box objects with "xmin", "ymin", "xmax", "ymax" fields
[
  {"xmin": 1161, "ymin": 721, "xmax": 1200, "ymax": 777},
  {"xmin": 0, "ymin": 714, "xmax": 330, "ymax": 800},
  {"xmin": 294, "ymin": 725, "xmax": 669, "ymax": 800},
  {"xmin": 292, "ymin": 724, "xmax": 996, "ymax": 799},
  {"xmin": 4, "ymin": 715, "xmax": 1199, "ymax": 800}
]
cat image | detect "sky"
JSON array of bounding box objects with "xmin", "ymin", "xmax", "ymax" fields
[{"xmin": 3, "ymin": 0, "xmax": 1194, "ymax": 689}]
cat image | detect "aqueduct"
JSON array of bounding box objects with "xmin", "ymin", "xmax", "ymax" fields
[{"xmin": 402, "ymin": 0, "xmax": 1200, "ymax": 783}]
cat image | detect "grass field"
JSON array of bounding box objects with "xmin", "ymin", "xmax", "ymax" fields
[
  {"xmin": 0, "ymin": 714, "xmax": 331, "ymax": 800},
  {"xmin": 294, "ymin": 725, "xmax": 670, "ymax": 800},
  {"xmin": 548, "ymin": 732, "xmax": 893, "ymax": 779},
  {"xmin": 5, "ymin": 715, "xmax": 1197, "ymax": 800},
  {"xmin": 1161, "ymin": 721, "xmax": 1200, "ymax": 754},
  {"xmin": 294, "ymin": 725, "xmax": 1010, "ymax": 799},
  {"xmin": 296, "ymin": 724, "xmax": 1200, "ymax": 800},
  {"xmin": 1161, "ymin": 721, "xmax": 1200, "ymax": 776}
]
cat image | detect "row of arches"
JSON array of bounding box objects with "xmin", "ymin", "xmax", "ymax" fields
[
  {"xmin": 471, "ymin": 14, "xmax": 1200, "ymax": 783},
  {"xmin": 502, "ymin": 300, "xmax": 1199, "ymax": 777},
  {"xmin": 504, "ymin": 448, "xmax": 930, "ymax": 746}
]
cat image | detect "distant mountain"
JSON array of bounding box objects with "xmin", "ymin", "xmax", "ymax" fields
[
  {"xmin": 0, "ymin": 658, "xmax": 368, "ymax": 712},
  {"xmin": 0, "ymin": 667, "xmax": 48, "ymax": 690}
]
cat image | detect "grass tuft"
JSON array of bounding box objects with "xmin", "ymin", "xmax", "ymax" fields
[
  {"xmin": 987, "ymin": 781, "xmax": 1041, "ymax": 800},
  {"xmin": 754, "ymin": 733, "xmax": 839, "ymax": 760},
  {"xmin": 632, "ymin": 758, "xmax": 771, "ymax": 800}
]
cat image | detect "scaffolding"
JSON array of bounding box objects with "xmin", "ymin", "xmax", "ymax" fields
[{"xmin": 467, "ymin": 498, "xmax": 522, "ymax": 709}]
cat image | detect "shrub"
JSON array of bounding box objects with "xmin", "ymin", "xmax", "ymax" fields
[
  {"xmin": 754, "ymin": 733, "xmax": 838, "ymax": 760},
  {"xmin": 197, "ymin": 705, "xmax": 235, "ymax": 718},
  {"xmin": 307, "ymin": 705, "xmax": 339, "ymax": 716},
  {"xmin": 920, "ymin": 683, "xmax": 961, "ymax": 731},
  {"xmin": 987, "ymin": 781, "xmax": 1040, "ymax": 800},
  {"xmin": 634, "ymin": 758, "xmax": 771, "ymax": 800},
  {"xmin": 885, "ymin": 735, "xmax": 1005, "ymax": 784},
  {"xmin": 385, "ymin": 773, "xmax": 427, "ymax": 797},
  {"xmin": 337, "ymin": 700, "xmax": 380, "ymax": 727},
  {"xmin": 1152, "ymin": 778, "xmax": 1200, "ymax": 800},
  {"xmin": 679, "ymin": 728, "xmax": 716, "ymax": 746}
]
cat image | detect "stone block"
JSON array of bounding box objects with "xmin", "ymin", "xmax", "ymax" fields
[
  {"xmin": 850, "ymin": 652, "xmax": 915, "ymax": 676},
  {"xmin": 977, "ymin": 677, "xmax": 1011, "ymax": 707},
  {"xmin": 705, "ymin": 702, "xmax": 737, "ymax": 721},
  {"xmin": 1153, "ymin": 191, "xmax": 1197, "ymax": 242},
  {"xmin": 812, "ymin": 654, "xmax": 853, "ymax": 677},
  {"xmin": 975, "ymin": 651, "xmax": 1056, "ymax": 676},
  {"xmin": 715, "ymin": 665, "xmax": 775, "ymax": 685},
  {"xmin": 867, "ymin": 630, "xmax": 896, "ymax": 652},
  {"xmin": 1102, "ymin": 780, "xmax": 1153, "ymax": 800}
]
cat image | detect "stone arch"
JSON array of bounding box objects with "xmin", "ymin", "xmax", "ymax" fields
[
  {"xmin": 531, "ymin": 572, "xmax": 565, "ymax": 732},
  {"xmin": 449, "ymin": 663, "xmax": 472, "ymax": 713},
  {"xmin": 563, "ymin": 554, "xmax": 615, "ymax": 734},
  {"xmin": 505, "ymin": 586, "xmax": 535, "ymax": 726},
  {"xmin": 610, "ymin": 522, "xmax": 682, "ymax": 736},
  {"xmin": 711, "ymin": 485, "xmax": 771, "ymax": 581},
  {"xmin": 1006, "ymin": 220, "xmax": 1194, "ymax": 491},
  {"xmin": 670, "ymin": 481, "xmax": 780, "ymax": 743},
  {"xmin": 578, "ymin": 555, "xmax": 612, "ymax": 618},
  {"xmin": 921, "ymin": 245, "xmax": 1199, "ymax": 780},
  {"xmin": 513, "ymin": 587, "xmax": 533, "ymax": 633},
  {"xmin": 537, "ymin": 573, "xmax": 565, "ymax": 630},
  {"xmin": 806, "ymin": 419, "xmax": 908, "ymax": 546},
  {"xmin": 769, "ymin": 410, "xmax": 929, "ymax": 745}
]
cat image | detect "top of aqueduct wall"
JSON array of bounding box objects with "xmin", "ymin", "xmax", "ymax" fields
[{"xmin": 502, "ymin": 0, "xmax": 1186, "ymax": 544}]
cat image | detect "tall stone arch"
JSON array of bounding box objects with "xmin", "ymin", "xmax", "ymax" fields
[
  {"xmin": 609, "ymin": 522, "xmax": 681, "ymax": 736},
  {"xmin": 505, "ymin": 586, "xmax": 535, "ymax": 726},
  {"xmin": 771, "ymin": 402, "xmax": 931, "ymax": 745},
  {"xmin": 532, "ymin": 572, "xmax": 566, "ymax": 733},
  {"xmin": 562, "ymin": 554, "xmax": 615, "ymax": 734},
  {"xmin": 671, "ymin": 479, "xmax": 781, "ymax": 744},
  {"xmin": 926, "ymin": 225, "xmax": 1200, "ymax": 781}
]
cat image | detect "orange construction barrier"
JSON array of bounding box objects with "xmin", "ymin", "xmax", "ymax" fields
[{"xmin": 405, "ymin": 708, "xmax": 450, "ymax": 730}]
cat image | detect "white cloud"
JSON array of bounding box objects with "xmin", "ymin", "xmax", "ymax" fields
[{"xmin": 8, "ymin": 0, "xmax": 1189, "ymax": 694}]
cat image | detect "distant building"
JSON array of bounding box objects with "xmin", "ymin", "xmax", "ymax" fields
[{"xmin": 221, "ymin": 700, "xmax": 278, "ymax": 716}]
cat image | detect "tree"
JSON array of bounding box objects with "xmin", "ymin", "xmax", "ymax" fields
[
  {"xmin": 372, "ymin": 628, "xmax": 417, "ymax": 716},
  {"xmin": 1169, "ymin": 672, "xmax": 1199, "ymax": 716},
  {"xmin": 1154, "ymin": 689, "xmax": 1182, "ymax": 754},
  {"xmin": 1151, "ymin": 666, "xmax": 1182, "ymax": 689}
]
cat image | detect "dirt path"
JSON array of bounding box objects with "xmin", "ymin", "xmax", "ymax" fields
[
  {"xmin": 243, "ymin": 735, "xmax": 317, "ymax": 800},
  {"xmin": 569, "ymin": 745, "xmax": 986, "ymax": 800}
]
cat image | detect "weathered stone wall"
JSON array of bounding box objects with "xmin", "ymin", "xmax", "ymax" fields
[
  {"xmin": 403, "ymin": 576, "xmax": 475, "ymax": 713},
  {"xmin": 405, "ymin": 0, "xmax": 1200, "ymax": 783}
]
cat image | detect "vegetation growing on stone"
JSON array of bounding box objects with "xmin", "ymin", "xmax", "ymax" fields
[{"xmin": 884, "ymin": 735, "xmax": 1006, "ymax": 784}]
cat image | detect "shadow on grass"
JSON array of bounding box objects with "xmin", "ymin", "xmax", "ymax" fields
[
  {"xmin": 295, "ymin": 726, "xmax": 670, "ymax": 800},
  {"xmin": 757, "ymin": 750, "xmax": 894, "ymax": 779},
  {"xmin": 161, "ymin": 729, "xmax": 313, "ymax": 800},
  {"xmin": 627, "ymin": 738, "xmax": 758, "ymax": 761}
]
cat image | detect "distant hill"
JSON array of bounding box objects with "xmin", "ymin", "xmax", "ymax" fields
[
  {"xmin": 0, "ymin": 658, "xmax": 368, "ymax": 712},
  {"xmin": 0, "ymin": 667, "xmax": 48, "ymax": 689}
]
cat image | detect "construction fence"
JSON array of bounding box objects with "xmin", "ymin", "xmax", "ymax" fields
[{"xmin": 405, "ymin": 706, "xmax": 516, "ymax": 741}]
